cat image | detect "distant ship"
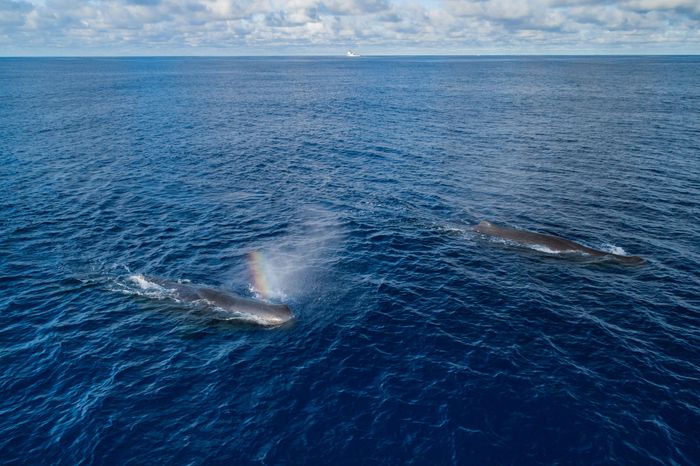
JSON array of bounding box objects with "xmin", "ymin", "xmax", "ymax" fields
[{"xmin": 346, "ymin": 50, "xmax": 360, "ymax": 58}]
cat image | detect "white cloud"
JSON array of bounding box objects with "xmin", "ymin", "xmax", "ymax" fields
[{"xmin": 0, "ymin": 0, "xmax": 698, "ymax": 54}]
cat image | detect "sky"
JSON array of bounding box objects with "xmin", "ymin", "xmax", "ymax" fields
[{"xmin": 1, "ymin": 0, "xmax": 699, "ymax": 55}]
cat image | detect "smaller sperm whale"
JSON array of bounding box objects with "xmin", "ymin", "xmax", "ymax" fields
[
  {"xmin": 473, "ymin": 221, "xmax": 644, "ymax": 265},
  {"xmin": 130, "ymin": 275, "xmax": 293, "ymax": 325}
]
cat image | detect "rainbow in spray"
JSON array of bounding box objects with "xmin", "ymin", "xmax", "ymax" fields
[{"xmin": 248, "ymin": 250, "xmax": 271, "ymax": 300}]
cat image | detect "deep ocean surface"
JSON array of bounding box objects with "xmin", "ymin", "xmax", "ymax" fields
[{"xmin": 1, "ymin": 56, "xmax": 699, "ymax": 464}]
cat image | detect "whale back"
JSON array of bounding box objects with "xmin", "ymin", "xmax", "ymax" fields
[
  {"xmin": 196, "ymin": 287, "xmax": 293, "ymax": 322},
  {"xmin": 474, "ymin": 221, "xmax": 585, "ymax": 252},
  {"xmin": 473, "ymin": 220, "xmax": 643, "ymax": 264},
  {"xmin": 139, "ymin": 276, "xmax": 294, "ymax": 324}
]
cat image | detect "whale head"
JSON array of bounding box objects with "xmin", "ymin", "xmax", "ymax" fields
[
  {"xmin": 254, "ymin": 303, "xmax": 294, "ymax": 325},
  {"xmin": 228, "ymin": 298, "xmax": 294, "ymax": 326}
]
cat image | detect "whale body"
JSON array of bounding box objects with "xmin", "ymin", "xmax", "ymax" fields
[
  {"xmin": 131, "ymin": 275, "xmax": 294, "ymax": 325},
  {"xmin": 473, "ymin": 221, "xmax": 644, "ymax": 265}
]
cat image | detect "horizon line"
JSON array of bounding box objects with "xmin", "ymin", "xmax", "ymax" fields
[{"xmin": 2, "ymin": 53, "xmax": 699, "ymax": 59}]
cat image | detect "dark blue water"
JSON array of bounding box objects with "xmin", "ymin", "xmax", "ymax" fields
[{"xmin": 1, "ymin": 56, "xmax": 699, "ymax": 464}]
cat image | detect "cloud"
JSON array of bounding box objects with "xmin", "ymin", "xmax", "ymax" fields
[
  {"xmin": 0, "ymin": 0, "xmax": 33, "ymax": 27},
  {"xmin": 0, "ymin": 0, "xmax": 698, "ymax": 54}
]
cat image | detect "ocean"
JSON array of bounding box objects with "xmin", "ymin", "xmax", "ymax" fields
[{"xmin": 1, "ymin": 56, "xmax": 699, "ymax": 464}]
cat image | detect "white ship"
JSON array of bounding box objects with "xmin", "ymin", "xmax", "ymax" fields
[{"xmin": 346, "ymin": 50, "xmax": 360, "ymax": 57}]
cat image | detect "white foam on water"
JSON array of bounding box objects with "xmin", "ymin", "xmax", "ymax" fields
[
  {"xmin": 212, "ymin": 305, "xmax": 288, "ymax": 327},
  {"xmin": 601, "ymin": 243, "xmax": 628, "ymax": 256},
  {"xmin": 527, "ymin": 244, "xmax": 564, "ymax": 254},
  {"xmin": 526, "ymin": 244, "xmax": 589, "ymax": 255},
  {"xmin": 112, "ymin": 274, "xmax": 176, "ymax": 301},
  {"xmin": 487, "ymin": 237, "xmax": 584, "ymax": 256},
  {"xmin": 437, "ymin": 224, "xmax": 468, "ymax": 235},
  {"xmin": 128, "ymin": 274, "xmax": 161, "ymax": 290}
]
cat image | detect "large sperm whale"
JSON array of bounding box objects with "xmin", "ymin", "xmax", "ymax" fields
[
  {"xmin": 130, "ymin": 275, "xmax": 294, "ymax": 325},
  {"xmin": 473, "ymin": 221, "xmax": 644, "ymax": 265}
]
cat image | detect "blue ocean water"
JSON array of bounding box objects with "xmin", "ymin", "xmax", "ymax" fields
[{"xmin": 1, "ymin": 56, "xmax": 699, "ymax": 464}]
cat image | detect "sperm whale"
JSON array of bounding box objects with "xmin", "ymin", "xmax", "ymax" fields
[
  {"xmin": 473, "ymin": 221, "xmax": 644, "ymax": 265},
  {"xmin": 130, "ymin": 275, "xmax": 294, "ymax": 325}
]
